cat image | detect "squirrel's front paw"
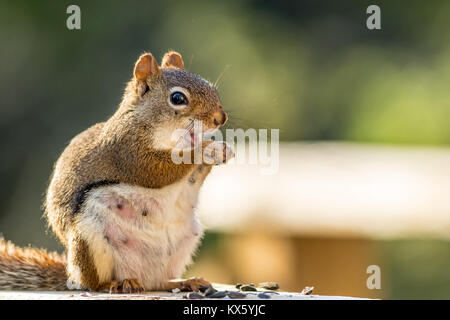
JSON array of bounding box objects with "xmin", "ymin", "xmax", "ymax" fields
[{"xmin": 203, "ymin": 141, "xmax": 234, "ymax": 165}]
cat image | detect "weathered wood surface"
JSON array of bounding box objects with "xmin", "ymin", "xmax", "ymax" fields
[{"xmin": 0, "ymin": 284, "xmax": 367, "ymax": 300}]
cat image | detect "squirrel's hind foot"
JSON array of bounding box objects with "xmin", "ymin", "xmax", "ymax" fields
[
  {"xmin": 109, "ymin": 279, "xmax": 145, "ymax": 294},
  {"xmin": 167, "ymin": 276, "xmax": 211, "ymax": 292}
]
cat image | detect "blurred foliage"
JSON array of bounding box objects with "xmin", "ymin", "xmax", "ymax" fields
[
  {"xmin": 382, "ymin": 239, "xmax": 450, "ymax": 299},
  {"xmin": 0, "ymin": 0, "xmax": 450, "ymax": 298}
]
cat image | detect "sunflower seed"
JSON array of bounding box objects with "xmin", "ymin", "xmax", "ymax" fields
[
  {"xmin": 186, "ymin": 292, "xmax": 205, "ymax": 299},
  {"xmin": 258, "ymin": 281, "xmax": 279, "ymax": 290},
  {"xmin": 199, "ymin": 285, "xmax": 210, "ymax": 293},
  {"xmin": 205, "ymin": 286, "xmax": 218, "ymax": 297},
  {"xmin": 240, "ymin": 285, "xmax": 257, "ymax": 292},
  {"xmin": 209, "ymin": 291, "xmax": 227, "ymax": 298},
  {"xmin": 300, "ymin": 286, "xmax": 314, "ymax": 295},
  {"xmin": 228, "ymin": 291, "xmax": 247, "ymax": 299}
]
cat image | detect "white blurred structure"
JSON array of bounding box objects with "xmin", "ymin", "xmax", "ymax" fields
[{"xmin": 197, "ymin": 142, "xmax": 450, "ymax": 239}]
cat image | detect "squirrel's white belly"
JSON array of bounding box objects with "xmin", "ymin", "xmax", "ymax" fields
[{"xmin": 75, "ymin": 178, "xmax": 203, "ymax": 290}]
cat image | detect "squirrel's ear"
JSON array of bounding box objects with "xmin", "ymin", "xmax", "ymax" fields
[
  {"xmin": 161, "ymin": 51, "xmax": 184, "ymax": 69},
  {"xmin": 134, "ymin": 52, "xmax": 161, "ymax": 82}
]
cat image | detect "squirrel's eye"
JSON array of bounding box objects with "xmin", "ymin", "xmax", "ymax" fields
[{"xmin": 170, "ymin": 92, "xmax": 188, "ymax": 106}]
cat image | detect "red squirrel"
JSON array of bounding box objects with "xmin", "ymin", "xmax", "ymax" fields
[{"xmin": 0, "ymin": 51, "xmax": 234, "ymax": 293}]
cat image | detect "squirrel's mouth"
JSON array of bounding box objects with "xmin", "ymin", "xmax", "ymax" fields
[
  {"xmin": 175, "ymin": 127, "xmax": 202, "ymax": 150},
  {"xmin": 189, "ymin": 131, "xmax": 198, "ymax": 147},
  {"xmin": 174, "ymin": 119, "xmax": 219, "ymax": 151}
]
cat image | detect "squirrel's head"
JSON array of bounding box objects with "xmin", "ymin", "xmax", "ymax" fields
[{"xmin": 117, "ymin": 51, "xmax": 227, "ymax": 150}]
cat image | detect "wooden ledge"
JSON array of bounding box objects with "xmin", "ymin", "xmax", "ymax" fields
[{"xmin": 0, "ymin": 283, "xmax": 368, "ymax": 300}]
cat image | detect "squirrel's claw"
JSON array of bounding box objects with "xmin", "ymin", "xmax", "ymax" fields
[
  {"xmin": 168, "ymin": 276, "xmax": 211, "ymax": 292},
  {"xmin": 109, "ymin": 279, "xmax": 145, "ymax": 294}
]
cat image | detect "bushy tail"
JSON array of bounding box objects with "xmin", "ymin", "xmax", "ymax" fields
[{"xmin": 0, "ymin": 238, "xmax": 68, "ymax": 291}]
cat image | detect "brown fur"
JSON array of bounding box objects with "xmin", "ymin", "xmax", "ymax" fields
[
  {"xmin": 161, "ymin": 51, "xmax": 184, "ymax": 69},
  {"xmin": 68, "ymin": 234, "xmax": 101, "ymax": 290},
  {"xmin": 0, "ymin": 51, "xmax": 226, "ymax": 291},
  {"xmin": 0, "ymin": 238, "xmax": 67, "ymax": 290},
  {"xmin": 134, "ymin": 52, "xmax": 160, "ymax": 81},
  {"xmin": 45, "ymin": 54, "xmax": 225, "ymax": 242}
]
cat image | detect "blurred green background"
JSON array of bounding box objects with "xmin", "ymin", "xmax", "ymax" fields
[{"xmin": 0, "ymin": 0, "xmax": 450, "ymax": 299}]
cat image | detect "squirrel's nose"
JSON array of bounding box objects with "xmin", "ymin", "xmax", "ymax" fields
[{"xmin": 213, "ymin": 109, "xmax": 227, "ymax": 127}]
